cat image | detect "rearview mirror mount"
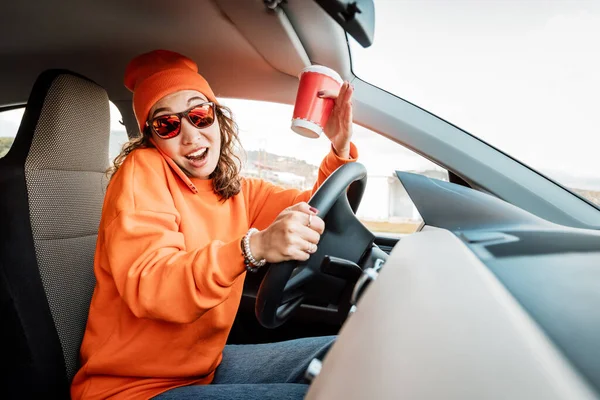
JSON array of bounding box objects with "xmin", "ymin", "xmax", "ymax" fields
[{"xmin": 314, "ymin": 0, "xmax": 375, "ymax": 48}]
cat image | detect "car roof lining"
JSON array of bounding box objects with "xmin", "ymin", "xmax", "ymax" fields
[{"xmin": 0, "ymin": 0, "xmax": 351, "ymax": 107}]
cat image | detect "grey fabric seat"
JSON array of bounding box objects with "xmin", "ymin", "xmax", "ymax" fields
[{"xmin": 0, "ymin": 70, "xmax": 110, "ymax": 398}]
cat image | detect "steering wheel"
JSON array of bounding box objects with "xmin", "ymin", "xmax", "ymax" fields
[{"xmin": 255, "ymin": 162, "xmax": 369, "ymax": 329}]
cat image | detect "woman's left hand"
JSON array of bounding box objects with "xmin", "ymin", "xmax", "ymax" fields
[{"xmin": 319, "ymin": 81, "xmax": 354, "ymax": 159}]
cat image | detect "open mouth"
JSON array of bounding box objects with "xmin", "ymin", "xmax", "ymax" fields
[{"xmin": 185, "ymin": 148, "xmax": 208, "ymax": 162}]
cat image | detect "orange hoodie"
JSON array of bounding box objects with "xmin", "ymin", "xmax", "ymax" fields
[{"xmin": 71, "ymin": 142, "xmax": 358, "ymax": 400}]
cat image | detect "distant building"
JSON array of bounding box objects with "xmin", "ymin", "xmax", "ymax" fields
[
  {"xmin": 241, "ymin": 149, "xmax": 317, "ymax": 190},
  {"xmin": 388, "ymin": 175, "xmax": 418, "ymax": 220},
  {"xmin": 387, "ymin": 170, "xmax": 448, "ymax": 220},
  {"xmin": 272, "ymin": 171, "xmax": 306, "ymax": 187}
]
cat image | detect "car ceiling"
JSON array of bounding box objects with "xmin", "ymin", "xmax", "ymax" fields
[{"xmin": 0, "ymin": 0, "xmax": 351, "ymax": 107}]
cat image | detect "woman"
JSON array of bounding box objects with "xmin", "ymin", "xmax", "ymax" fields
[{"xmin": 71, "ymin": 49, "xmax": 358, "ymax": 399}]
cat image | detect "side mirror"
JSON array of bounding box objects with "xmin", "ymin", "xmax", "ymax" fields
[{"xmin": 314, "ymin": 0, "xmax": 375, "ymax": 48}]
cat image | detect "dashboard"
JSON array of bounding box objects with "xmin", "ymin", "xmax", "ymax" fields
[{"xmin": 306, "ymin": 172, "xmax": 600, "ymax": 399}]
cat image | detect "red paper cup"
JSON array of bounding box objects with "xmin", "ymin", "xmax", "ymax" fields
[{"xmin": 291, "ymin": 65, "xmax": 343, "ymax": 138}]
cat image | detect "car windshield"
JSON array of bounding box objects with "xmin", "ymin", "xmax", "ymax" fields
[{"xmin": 350, "ymin": 0, "xmax": 600, "ymax": 206}]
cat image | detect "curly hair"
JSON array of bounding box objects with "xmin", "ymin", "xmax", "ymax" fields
[{"xmin": 107, "ymin": 104, "xmax": 243, "ymax": 200}]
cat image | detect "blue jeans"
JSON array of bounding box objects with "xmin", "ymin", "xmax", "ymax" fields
[{"xmin": 154, "ymin": 336, "xmax": 335, "ymax": 399}]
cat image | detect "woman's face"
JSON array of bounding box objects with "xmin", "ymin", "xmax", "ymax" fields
[{"xmin": 148, "ymin": 90, "xmax": 221, "ymax": 179}]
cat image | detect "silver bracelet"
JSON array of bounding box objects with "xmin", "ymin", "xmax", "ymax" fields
[{"xmin": 241, "ymin": 228, "xmax": 267, "ymax": 272}]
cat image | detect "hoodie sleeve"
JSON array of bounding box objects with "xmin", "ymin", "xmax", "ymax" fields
[
  {"xmin": 246, "ymin": 142, "xmax": 358, "ymax": 230},
  {"xmin": 102, "ymin": 209, "xmax": 245, "ymax": 323}
]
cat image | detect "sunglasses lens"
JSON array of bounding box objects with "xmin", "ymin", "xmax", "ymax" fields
[
  {"xmin": 188, "ymin": 105, "xmax": 214, "ymax": 128},
  {"xmin": 150, "ymin": 103, "xmax": 214, "ymax": 139},
  {"xmin": 152, "ymin": 115, "xmax": 181, "ymax": 138}
]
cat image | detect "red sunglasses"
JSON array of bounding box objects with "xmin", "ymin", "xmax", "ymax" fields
[{"xmin": 147, "ymin": 102, "xmax": 216, "ymax": 139}]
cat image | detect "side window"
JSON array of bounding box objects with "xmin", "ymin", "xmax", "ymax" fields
[
  {"xmin": 0, "ymin": 107, "xmax": 24, "ymax": 158},
  {"xmin": 224, "ymin": 98, "xmax": 447, "ymax": 236},
  {"xmin": 109, "ymin": 102, "xmax": 129, "ymax": 161},
  {"xmin": 351, "ymin": 126, "xmax": 448, "ymax": 235},
  {"xmin": 0, "ymin": 102, "xmax": 128, "ymax": 161}
]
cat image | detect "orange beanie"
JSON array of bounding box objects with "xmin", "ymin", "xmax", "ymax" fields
[{"xmin": 124, "ymin": 49, "xmax": 218, "ymax": 132}]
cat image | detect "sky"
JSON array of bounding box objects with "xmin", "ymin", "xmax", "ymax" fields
[{"xmin": 1, "ymin": 0, "xmax": 599, "ymax": 193}]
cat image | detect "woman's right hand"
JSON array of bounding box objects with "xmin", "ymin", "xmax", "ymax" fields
[{"xmin": 250, "ymin": 202, "xmax": 325, "ymax": 263}]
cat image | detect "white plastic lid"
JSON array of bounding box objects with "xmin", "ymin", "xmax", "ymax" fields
[{"xmin": 299, "ymin": 65, "xmax": 343, "ymax": 85}]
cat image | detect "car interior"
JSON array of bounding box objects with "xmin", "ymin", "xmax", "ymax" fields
[{"xmin": 1, "ymin": 0, "xmax": 599, "ymax": 399}]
